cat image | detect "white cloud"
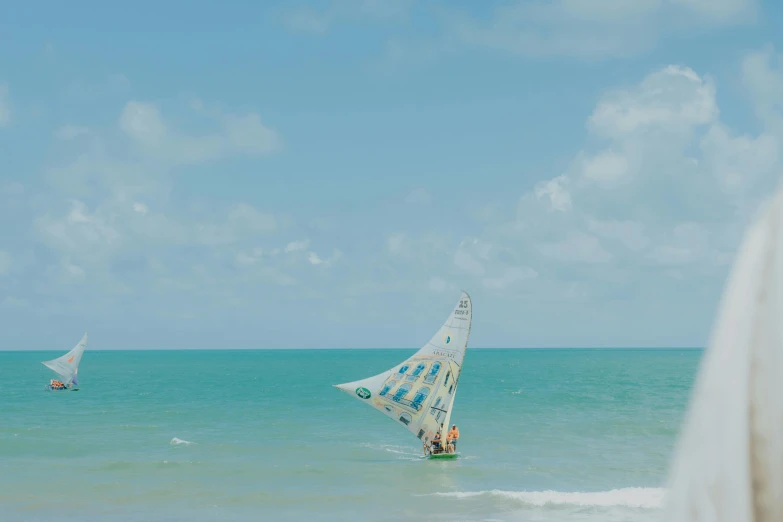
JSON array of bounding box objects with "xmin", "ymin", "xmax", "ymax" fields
[
  {"xmin": 66, "ymin": 263, "xmax": 85, "ymax": 280},
  {"xmin": 588, "ymin": 66, "xmax": 718, "ymax": 139},
  {"xmin": 0, "ymin": 83, "xmax": 10, "ymax": 127},
  {"xmin": 670, "ymin": 0, "xmax": 758, "ymax": 23},
  {"xmin": 118, "ymin": 100, "xmax": 281, "ymax": 165},
  {"xmin": 581, "ymin": 150, "xmax": 629, "ymax": 184},
  {"xmin": 38, "ymin": 200, "xmax": 121, "ymax": 253},
  {"xmin": 647, "ymin": 223, "xmax": 711, "ymax": 266},
  {"xmin": 404, "ymin": 187, "xmax": 432, "ymax": 205},
  {"xmin": 132, "ymin": 202, "xmax": 149, "ymax": 215},
  {"xmin": 361, "ymin": 54, "xmax": 779, "ymax": 307},
  {"xmin": 284, "ymin": 239, "xmax": 310, "ymax": 253},
  {"xmin": 306, "ymin": 248, "xmax": 342, "ymax": 267},
  {"xmin": 741, "ymin": 45, "xmax": 783, "ymax": 135},
  {"xmin": 700, "ymin": 123, "xmax": 780, "ymax": 199},
  {"xmin": 448, "ymin": 0, "xmax": 756, "ymax": 60},
  {"xmin": 55, "ymin": 125, "xmax": 89, "ymax": 140},
  {"xmin": 0, "ymin": 251, "xmax": 11, "ymax": 275},
  {"xmin": 534, "ymin": 175, "xmax": 571, "ymax": 212},
  {"xmin": 120, "ymin": 101, "xmax": 167, "ymax": 144}
]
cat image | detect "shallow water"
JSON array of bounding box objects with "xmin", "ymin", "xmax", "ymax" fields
[{"xmin": 0, "ymin": 348, "xmax": 700, "ymax": 521}]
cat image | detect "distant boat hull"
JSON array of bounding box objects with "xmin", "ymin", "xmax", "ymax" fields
[{"xmin": 45, "ymin": 386, "xmax": 78, "ymax": 392}]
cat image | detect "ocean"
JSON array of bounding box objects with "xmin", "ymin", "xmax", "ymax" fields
[{"xmin": 0, "ymin": 348, "xmax": 701, "ymax": 522}]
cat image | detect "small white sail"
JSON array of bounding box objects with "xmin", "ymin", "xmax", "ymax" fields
[
  {"xmin": 334, "ymin": 291, "xmax": 472, "ymax": 447},
  {"xmin": 663, "ymin": 183, "xmax": 783, "ymax": 521},
  {"xmin": 42, "ymin": 333, "xmax": 88, "ymax": 386}
]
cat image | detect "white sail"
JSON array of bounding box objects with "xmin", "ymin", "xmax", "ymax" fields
[
  {"xmin": 663, "ymin": 184, "xmax": 783, "ymax": 521},
  {"xmin": 42, "ymin": 333, "xmax": 87, "ymax": 385},
  {"xmin": 335, "ymin": 291, "xmax": 472, "ymax": 446}
]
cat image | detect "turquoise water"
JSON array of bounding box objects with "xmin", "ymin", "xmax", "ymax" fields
[{"xmin": 0, "ymin": 349, "xmax": 701, "ymax": 521}]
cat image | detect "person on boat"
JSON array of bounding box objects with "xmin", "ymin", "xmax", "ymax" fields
[
  {"xmin": 432, "ymin": 431, "xmax": 443, "ymax": 454},
  {"xmin": 448, "ymin": 424, "xmax": 460, "ymax": 452}
]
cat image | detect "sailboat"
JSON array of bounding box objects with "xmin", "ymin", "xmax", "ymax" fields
[
  {"xmin": 334, "ymin": 291, "xmax": 471, "ymax": 460},
  {"xmin": 43, "ymin": 333, "xmax": 87, "ymax": 391}
]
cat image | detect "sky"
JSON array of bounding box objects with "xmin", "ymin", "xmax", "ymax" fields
[{"xmin": 2, "ymin": 0, "xmax": 783, "ymax": 350}]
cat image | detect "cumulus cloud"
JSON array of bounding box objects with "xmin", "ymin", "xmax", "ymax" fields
[
  {"xmin": 284, "ymin": 239, "xmax": 310, "ymax": 253},
  {"xmin": 741, "ymin": 45, "xmax": 783, "ymax": 139},
  {"xmin": 450, "ymin": 54, "xmax": 783, "ymax": 305},
  {"xmin": 588, "ymin": 66, "xmax": 718, "ymax": 140},
  {"xmin": 534, "ymin": 176, "xmax": 572, "ymax": 212},
  {"xmin": 132, "ymin": 202, "xmax": 149, "ymax": 215}
]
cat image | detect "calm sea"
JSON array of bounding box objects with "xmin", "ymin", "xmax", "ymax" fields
[{"xmin": 0, "ymin": 348, "xmax": 701, "ymax": 521}]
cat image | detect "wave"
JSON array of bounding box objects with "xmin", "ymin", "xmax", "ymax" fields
[
  {"xmin": 422, "ymin": 487, "xmax": 664, "ymax": 509},
  {"xmin": 170, "ymin": 437, "xmax": 194, "ymax": 446}
]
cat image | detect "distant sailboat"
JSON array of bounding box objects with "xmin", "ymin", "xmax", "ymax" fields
[
  {"xmin": 43, "ymin": 333, "xmax": 87, "ymax": 391},
  {"xmin": 334, "ymin": 292, "xmax": 472, "ymax": 459}
]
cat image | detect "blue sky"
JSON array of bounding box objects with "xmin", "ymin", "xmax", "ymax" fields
[{"xmin": 2, "ymin": 0, "xmax": 783, "ymax": 350}]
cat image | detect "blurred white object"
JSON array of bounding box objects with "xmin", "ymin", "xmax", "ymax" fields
[{"xmin": 664, "ymin": 186, "xmax": 783, "ymax": 522}]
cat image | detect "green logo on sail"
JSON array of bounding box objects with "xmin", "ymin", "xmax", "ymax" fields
[{"xmin": 355, "ymin": 387, "xmax": 371, "ymax": 399}]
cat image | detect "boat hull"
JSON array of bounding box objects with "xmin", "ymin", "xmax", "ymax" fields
[
  {"xmin": 428, "ymin": 452, "xmax": 458, "ymax": 460},
  {"xmin": 46, "ymin": 386, "xmax": 78, "ymax": 391}
]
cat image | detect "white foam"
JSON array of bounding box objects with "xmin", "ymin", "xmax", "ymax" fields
[
  {"xmin": 170, "ymin": 437, "xmax": 194, "ymax": 446},
  {"xmin": 360, "ymin": 442, "xmax": 417, "ymax": 456},
  {"xmin": 423, "ymin": 488, "xmax": 665, "ymax": 509}
]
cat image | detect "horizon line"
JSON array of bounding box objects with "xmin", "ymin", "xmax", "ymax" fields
[{"xmin": 0, "ymin": 346, "xmax": 705, "ymax": 352}]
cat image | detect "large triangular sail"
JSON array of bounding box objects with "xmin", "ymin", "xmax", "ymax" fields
[
  {"xmin": 42, "ymin": 333, "xmax": 87, "ymax": 386},
  {"xmin": 335, "ymin": 292, "xmax": 472, "ymax": 446}
]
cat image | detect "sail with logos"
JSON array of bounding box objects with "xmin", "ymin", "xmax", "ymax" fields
[
  {"xmin": 334, "ymin": 291, "xmax": 471, "ymax": 459},
  {"xmin": 42, "ymin": 333, "xmax": 87, "ymax": 391}
]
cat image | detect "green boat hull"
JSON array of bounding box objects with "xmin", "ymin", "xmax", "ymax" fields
[{"xmin": 428, "ymin": 452, "xmax": 458, "ymax": 460}]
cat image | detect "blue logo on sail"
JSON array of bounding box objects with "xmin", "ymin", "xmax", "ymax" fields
[{"xmin": 444, "ymin": 334, "xmax": 451, "ymax": 345}]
